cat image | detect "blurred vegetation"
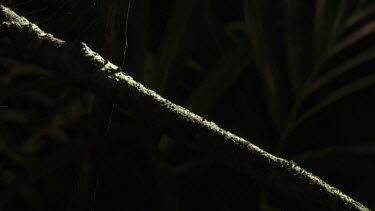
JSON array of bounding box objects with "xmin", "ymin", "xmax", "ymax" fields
[{"xmin": 1, "ymin": 0, "xmax": 375, "ymax": 210}]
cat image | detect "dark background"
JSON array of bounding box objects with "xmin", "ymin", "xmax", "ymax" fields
[{"xmin": 1, "ymin": 0, "xmax": 375, "ymax": 210}]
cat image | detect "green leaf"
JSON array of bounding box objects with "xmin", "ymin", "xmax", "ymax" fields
[
  {"xmin": 287, "ymin": 1, "xmax": 375, "ymax": 132},
  {"xmin": 295, "ymin": 72, "xmax": 375, "ymax": 127},
  {"xmin": 326, "ymin": 0, "xmax": 347, "ymax": 49},
  {"xmin": 185, "ymin": 39, "xmax": 251, "ymax": 114},
  {"xmin": 283, "ymin": 0, "xmax": 302, "ymax": 93},
  {"xmin": 343, "ymin": 2, "xmax": 375, "ymax": 30},
  {"xmin": 326, "ymin": 18, "xmax": 375, "ymax": 59},
  {"xmin": 244, "ymin": 0, "xmax": 286, "ymax": 131},
  {"xmin": 157, "ymin": 0, "xmax": 196, "ymax": 93},
  {"xmin": 313, "ymin": 0, "xmax": 327, "ymax": 66},
  {"xmin": 305, "ymin": 46, "xmax": 375, "ymax": 96}
]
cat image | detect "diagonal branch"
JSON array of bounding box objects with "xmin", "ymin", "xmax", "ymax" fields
[{"xmin": 0, "ymin": 5, "xmax": 369, "ymax": 211}]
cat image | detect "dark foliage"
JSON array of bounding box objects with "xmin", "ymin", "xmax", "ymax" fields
[{"xmin": 1, "ymin": 0, "xmax": 375, "ymax": 210}]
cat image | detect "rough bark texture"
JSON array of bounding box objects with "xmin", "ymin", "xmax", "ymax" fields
[{"xmin": 0, "ymin": 5, "xmax": 370, "ymax": 211}]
